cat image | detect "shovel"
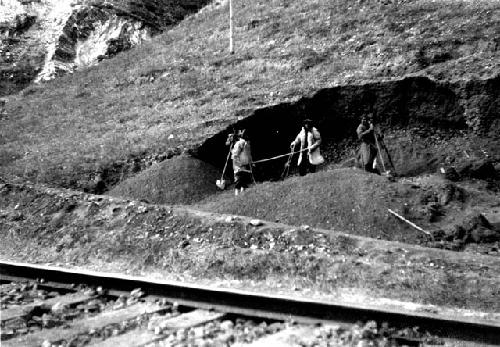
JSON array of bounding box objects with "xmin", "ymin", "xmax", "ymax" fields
[{"xmin": 216, "ymin": 147, "xmax": 232, "ymax": 190}]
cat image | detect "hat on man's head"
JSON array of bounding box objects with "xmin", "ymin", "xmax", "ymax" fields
[
  {"xmin": 237, "ymin": 129, "xmax": 247, "ymax": 138},
  {"xmin": 303, "ymin": 118, "xmax": 313, "ymax": 125},
  {"xmin": 361, "ymin": 113, "xmax": 372, "ymax": 121}
]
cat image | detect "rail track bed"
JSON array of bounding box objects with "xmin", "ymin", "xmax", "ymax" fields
[{"xmin": 1, "ymin": 261, "xmax": 499, "ymax": 346}]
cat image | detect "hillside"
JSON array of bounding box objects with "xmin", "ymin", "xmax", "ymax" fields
[
  {"xmin": 1, "ymin": 0, "xmax": 499, "ymax": 191},
  {"xmin": 1, "ymin": 0, "xmax": 500, "ymax": 326}
]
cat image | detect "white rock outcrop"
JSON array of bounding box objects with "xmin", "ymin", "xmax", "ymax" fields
[{"xmin": 0, "ymin": 0, "xmax": 209, "ymax": 94}]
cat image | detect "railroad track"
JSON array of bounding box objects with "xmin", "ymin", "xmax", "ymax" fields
[{"xmin": 1, "ymin": 261, "xmax": 499, "ymax": 346}]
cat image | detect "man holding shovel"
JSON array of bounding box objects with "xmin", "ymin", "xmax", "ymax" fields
[{"xmin": 231, "ymin": 129, "xmax": 253, "ymax": 196}]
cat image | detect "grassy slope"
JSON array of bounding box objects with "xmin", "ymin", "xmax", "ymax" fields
[{"xmin": 1, "ymin": 0, "xmax": 499, "ymax": 188}]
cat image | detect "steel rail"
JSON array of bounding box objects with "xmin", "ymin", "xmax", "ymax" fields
[{"xmin": 1, "ymin": 260, "xmax": 499, "ymax": 343}]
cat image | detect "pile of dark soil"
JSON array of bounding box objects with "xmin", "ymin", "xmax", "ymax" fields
[
  {"xmin": 197, "ymin": 169, "xmax": 423, "ymax": 244},
  {"xmin": 108, "ymin": 155, "xmax": 224, "ymax": 205},
  {"xmin": 197, "ymin": 168, "xmax": 499, "ymax": 247}
]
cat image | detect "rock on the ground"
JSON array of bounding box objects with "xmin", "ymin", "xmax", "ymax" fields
[
  {"xmin": 249, "ymin": 219, "xmax": 263, "ymax": 227},
  {"xmin": 456, "ymin": 159, "xmax": 498, "ymax": 181},
  {"xmin": 440, "ymin": 213, "xmax": 500, "ymax": 245}
]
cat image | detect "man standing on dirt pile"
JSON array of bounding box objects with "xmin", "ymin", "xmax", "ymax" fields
[
  {"xmin": 356, "ymin": 114, "xmax": 379, "ymax": 174},
  {"xmin": 231, "ymin": 129, "xmax": 253, "ymax": 196},
  {"xmin": 290, "ymin": 119, "xmax": 323, "ymax": 176}
]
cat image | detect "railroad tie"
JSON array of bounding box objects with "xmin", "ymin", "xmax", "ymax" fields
[
  {"xmin": 90, "ymin": 309, "xmax": 225, "ymax": 347},
  {"xmin": 2, "ymin": 302, "xmax": 163, "ymax": 347},
  {"xmin": 233, "ymin": 326, "xmax": 315, "ymax": 347},
  {"xmin": 1, "ymin": 292, "xmax": 93, "ymax": 323}
]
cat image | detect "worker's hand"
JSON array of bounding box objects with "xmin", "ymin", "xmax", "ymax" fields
[{"xmin": 290, "ymin": 142, "xmax": 295, "ymax": 150}]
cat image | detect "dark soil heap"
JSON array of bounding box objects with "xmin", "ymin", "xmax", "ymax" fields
[
  {"xmin": 196, "ymin": 168, "xmax": 500, "ymax": 250},
  {"xmin": 109, "ymin": 155, "xmax": 223, "ymax": 205}
]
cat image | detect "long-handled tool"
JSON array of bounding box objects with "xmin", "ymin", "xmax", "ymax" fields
[
  {"xmin": 281, "ymin": 150, "xmax": 295, "ymax": 180},
  {"xmin": 216, "ymin": 147, "xmax": 232, "ymax": 190},
  {"xmin": 378, "ymin": 136, "xmax": 395, "ymax": 172},
  {"xmin": 374, "ymin": 133, "xmax": 387, "ymax": 173},
  {"xmin": 374, "ymin": 127, "xmax": 396, "ymax": 174},
  {"xmin": 250, "ymin": 147, "xmax": 308, "ymax": 180},
  {"xmin": 249, "ymin": 159, "xmax": 257, "ymax": 184}
]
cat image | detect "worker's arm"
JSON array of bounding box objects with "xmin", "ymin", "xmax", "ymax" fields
[
  {"xmin": 309, "ymin": 128, "xmax": 322, "ymax": 151},
  {"xmin": 232, "ymin": 140, "xmax": 243, "ymax": 157},
  {"xmin": 290, "ymin": 130, "xmax": 302, "ymax": 149},
  {"xmin": 226, "ymin": 133, "xmax": 235, "ymax": 146},
  {"xmin": 356, "ymin": 124, "xmax": 364, "ymax": 139},
  {"xmin": 357, "ymin": 123, "xmax": 373, "ymax": 139},
  {"xmin": 362, "ymin": 123, "xmax": 374, "ymax": 136}
]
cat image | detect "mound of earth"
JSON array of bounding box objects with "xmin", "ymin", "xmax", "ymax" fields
[
  {"xmin": 108, "ymin": 155, "xmax": 224, "ymax": 205},
  {"xmin": 197, "ymin": 168, "xmax": 500, "ymax": 249}
]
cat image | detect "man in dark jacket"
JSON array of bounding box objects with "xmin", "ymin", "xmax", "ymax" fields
[{"xmin": 356, "ymin": 115, "xmax": 379, "ymax": 173}]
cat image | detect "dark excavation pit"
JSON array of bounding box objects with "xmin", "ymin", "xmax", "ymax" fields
[{"xmin": 191, "ymin": 76, "xmax": 499, "ymax": 182}]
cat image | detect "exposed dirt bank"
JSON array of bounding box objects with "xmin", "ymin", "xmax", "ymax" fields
[
  {"xmin": 1, "ymin": 181, "xmax": 499, "ymax": 314},
  {"xmin": 193, "ymin": 76, "xmax": 500, "ymax": 181}
]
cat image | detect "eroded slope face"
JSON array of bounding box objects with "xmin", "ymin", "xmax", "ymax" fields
[
  {"xmin": 194, "ymin": 76, "xmax": 500, "ymax": 180},
  {"xmin": 0, "ymin": 0, "xmax": 209, "ymax": 95}
]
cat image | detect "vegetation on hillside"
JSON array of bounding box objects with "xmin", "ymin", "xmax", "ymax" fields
[{"xmin": 1, "ymin": 0, "xmax": 499, "ymax": 188}]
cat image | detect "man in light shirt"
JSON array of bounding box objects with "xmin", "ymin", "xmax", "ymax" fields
[
  {"xmin": 231, "ymin": 129, "xmax": 253, "ymax": 196},
  {"xmin": 290, "ymin": 119, "xmax": 322, "ymax": 176}
]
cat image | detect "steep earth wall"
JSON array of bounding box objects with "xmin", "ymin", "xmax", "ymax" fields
[
  {"xmin": 193, "ymin": 75, "xmax": 500, "ymax": 180},
  {"xmin": 0, "ymin": 0, "xmax": 210, "ymax": 96}
]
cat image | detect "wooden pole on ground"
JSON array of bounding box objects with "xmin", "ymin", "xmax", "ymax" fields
[{"xmin": 388, "ymin": 208, "xmax": 432, "ymax": 237}]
